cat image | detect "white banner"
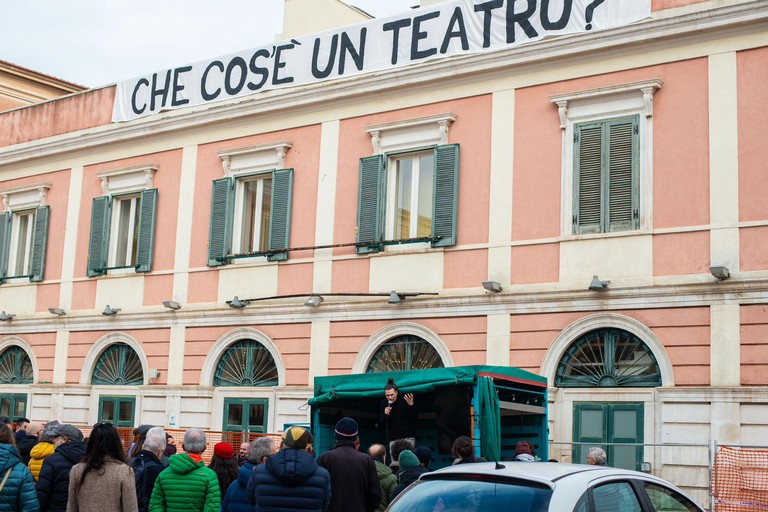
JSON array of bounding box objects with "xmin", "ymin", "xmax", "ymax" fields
[{"xmin": 113, "ymin": 0, "xmax": 650, "ymax": 122}]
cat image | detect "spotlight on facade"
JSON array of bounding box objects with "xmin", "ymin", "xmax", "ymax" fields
[
  {"xmin": 162, "ymin": 300, "xmax": 181, "ymax": 310},
  {"xmin": 48, "ymin": 308, "xmax": 66, "ymax": 316},
  {"xmin": 102, "ymin": 305, "xmax": 121, "ymax": 316},
  {"xmin": 228, "ymin": 296, "xmax": 248, "ymax": 309},
  {"xmin": 388, "ymin": 291, "xmax": 403, "ymax": 304},
  {"xmin": 0, "ymin": 311, "xmax": 15, "ymax": 321},
  {"xmin": 304, "ymin": 295, "xmax": 323, "ymax": 307},
  {"xmin": 588, "ymin": 276, "xmax": 610, "ymax": 291},
  {"xmin": 482, "ymin": 281, "xmax": 502, "ymax": 293},
  {"xmin": 709, "ymin": 266, "xmax": 730, "ymax": 280}
]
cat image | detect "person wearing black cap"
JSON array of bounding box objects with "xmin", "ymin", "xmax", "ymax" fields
[
  {"xmin": 317, "ymin": 417, "xmax": 381, "ymax": 512},
  {"xmin": 36, "ymin": 423, "xmax": 86, "ymax": 512}
]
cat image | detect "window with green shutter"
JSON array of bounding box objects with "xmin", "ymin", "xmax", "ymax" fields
[
  {"xmin": 207, "ymin": 169, "xmax": 293, "ymax": 266},
  {"xmin": 356, "ymin": 144, "xmax": 459, "ymax": 254},
  {"xmin": 0, "ymin": 206, "xmax": 50, "ymax": 284},
  {"xmin": 87, "ymin": 189, "xmax": 157, "ymax": 276},
  {"xmin": 573, "ymin": 116, "xmax": 639, "ymax": 235}
]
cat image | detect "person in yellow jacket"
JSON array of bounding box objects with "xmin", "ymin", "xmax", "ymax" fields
[{"xmin": 28, "ymin": 420, "xmax": 59, "ymax": 481}]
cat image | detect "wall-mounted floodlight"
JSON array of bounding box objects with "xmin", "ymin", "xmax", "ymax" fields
[
  {"xmin": 709, "ymin": 266, "xmax": 730, "ymax": 280},
  {"xmin": 388, "ymin": 291, "xmax": 403, "ymax": 304},
  {"xmin": 588, "ymin": 276, "xmax": 610, "ymax": 291},
  {"xmin": 162, "ymin": 300, "xmax": 181, "ymax": 310},
  {"xmin": 304, "ymin": 295, "xmax": 323, "ymax": 307},
  {"xmin": 482, "ymin": 281, "xmax": 502, "ymax": 293},
  {"xmin": 102, "ymin": 305, "xmax": 121, "ymax": 316},
  {"xmin": 0, "ymin": 311, "xmax": 15, "ymax": 321},
  {"xmin": 228, "ymin": 296, "xmax": 248, "ymax": 309},
  {"xmin": 48, "ymin": 308, "xmax": 66, "ymax": 316}
]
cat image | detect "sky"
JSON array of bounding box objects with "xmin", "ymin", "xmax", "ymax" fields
[{"xmin": 1, "ymin": 0, "xmax": 418, "ymax": 88}]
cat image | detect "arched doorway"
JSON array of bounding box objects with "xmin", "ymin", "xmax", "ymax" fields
[
  {"xmin": 0, "ymin": 345, "xmax": 33, "ymax": 418},
  {"xmin": 92, "ymin": 342, "xmax": 144, "ymax": 427},
  {"xmin": 214, "ymin": 339, "xmax": 278, "ymax": 435},
  {"xmin": 556, "ymin": 328, "xmax": 662, "ymax": 470}
]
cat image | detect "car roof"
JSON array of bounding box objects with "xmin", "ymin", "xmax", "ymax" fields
[{"xmin": 422, "ymin": 461, "xmax": 675, "ymax": 489}]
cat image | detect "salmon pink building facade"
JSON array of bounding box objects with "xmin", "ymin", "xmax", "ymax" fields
[{"xmin": 0, "ymin": 0, "xmax": 767, "ymax": 503}]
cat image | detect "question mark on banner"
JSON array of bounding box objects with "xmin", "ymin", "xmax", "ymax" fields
[{"xmin": 585, "ymin": 0, "xmax": 606, "ymax": 30}]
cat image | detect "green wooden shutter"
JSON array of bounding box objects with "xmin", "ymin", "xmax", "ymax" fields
[
  {"xmin": 607, "ymin": 116, "xmax": 639, "ymax": 232},
  {"xmin": 28, "ymin": 206, "xmax": 50, "ymax": 282},
  {"xmin": 208, "ymin": 178, "xmax": 234, "ymax": 266},
  {"xmin": 267, "ymin": 168, "xmax": 293, "ymax": 262},
  {"xmin": 431, "ymin": 144, "xmax": 460, "ymax": 247},
  {"xmin": 135, "ymin": 188, "xmax": 158, "ymax": 272},
  {"xmin": 573, "ymin": 123, "xmax": 603, "ymax": 235},
  {"xmin": 574, "ymin": 116, "xmax": 640, "ymax": 235},
  {"xmin": 0, "ymin": 212, "xmax": 10, "ymax": 284},
  {"xmin": 87, "ymin": 196, "xmax": 111, "ymax": 277},
  {"xmin": 356, "ymin": 155, "xmax": 385, "ymax": 254}
]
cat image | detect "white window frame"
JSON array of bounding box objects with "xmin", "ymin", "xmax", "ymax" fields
[
  {"xmin": 551, "ymin": 80, "xmax": 661, "ymax": 238},
  {"xmin": 366, "ymin": 113, "xmax": 455, "ymax": 251},
  {"xmin": 97, "ymin": 164, "xmax": 157, "ymax": 273},
  {"xmin": 1, "ymin": 183, "xmax": 50, "ymax": 280},
  {"xmin": 7, "ymin": 210, "xmax": 35, "ymax": 277},
  {"xmin": 232, "ymin": 174, "xmax": 273, "ymax": 255},
  {"xmin": 385, "ymin": 151, "xmax": 435, "ymax": 241},
  {"xmin": 108, "ymin": 193, "xmax": 141, "ymax": 268},
  {"xmin": 218, "ymin": 141, "xmax": 292, "ymax": 262}
]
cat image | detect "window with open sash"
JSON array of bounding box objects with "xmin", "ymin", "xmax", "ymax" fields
[
  {"xmin": 356, "ymin": 144, "xmax": 459, "ymax": 254},
  {"xmin": 87, "ymin": 189, "xmax": 157, "ymax": 276},
  {"xmin": 208, "ymin": 169, "xmax": 293, "ymax": 265},
  {"xmin": 0, "ymin": 207, "xmax": 49, "ymax": 283},
  {"xmin": 573, "ymin": 115, "xmax": 640, "ymax": 235}
]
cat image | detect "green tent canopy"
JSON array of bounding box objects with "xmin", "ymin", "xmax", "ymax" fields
[{"xmin": 310, "ymin": 365, "xmax": 546, "ymax": 405}]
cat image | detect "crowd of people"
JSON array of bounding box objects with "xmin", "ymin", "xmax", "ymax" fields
[{"xmin": 0, "ymin": 381, "xmax": 608, "ymax": 511}]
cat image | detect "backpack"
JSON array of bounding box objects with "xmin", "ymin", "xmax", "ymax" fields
[{"xmin": 132, "ymin": 455, "xmax": 155, "ymax": 512}]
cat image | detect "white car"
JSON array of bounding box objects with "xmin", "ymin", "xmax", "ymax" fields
[{"xmin": 385, "ymin": 461, "xmax": 704, "ymax": 512}]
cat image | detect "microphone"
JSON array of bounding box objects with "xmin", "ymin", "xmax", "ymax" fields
[{"xmin": 387, "ymin": 400, "xmax": 393, "ymax": 406}]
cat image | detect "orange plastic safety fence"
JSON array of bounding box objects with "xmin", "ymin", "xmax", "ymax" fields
[{"xmin": 712, "ymin": 445, "xmax": 768, "ymax": 511}]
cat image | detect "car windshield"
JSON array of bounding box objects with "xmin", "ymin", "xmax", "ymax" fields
[{"xmin": 387, "ymin": 478, "xmax": 553, "ymax": 512}]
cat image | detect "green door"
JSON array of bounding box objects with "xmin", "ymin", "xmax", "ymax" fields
[
  {"xmin": 573, "ymin": 402, "xmax": 643, "ymax": 470},
  {"xmin": 223, "ymin": 398, "xmax": 268, "ymax": 435},
  {"xmin": 0, "ymin": 394, "xmax": 26, "ymax": 418},
  {"xmin": 99, "ymin": 396, "xmax": 136, "ymax": 427}
]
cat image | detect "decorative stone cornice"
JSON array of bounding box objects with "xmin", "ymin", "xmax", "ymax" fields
[{"xmin": 0, "ymin": 183, "xmax": 51, "ymax": 211}]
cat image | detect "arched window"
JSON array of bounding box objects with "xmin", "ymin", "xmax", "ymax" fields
[
  {"xmin": 555, "ymin": 328, "xmax": 661, "ymax": 387},
  {"xmin": 0, "ymin": 346, "xmax": 33, "ymax": 384},
  {"xmin": 214, "ymin": 339, "xmax": 278, "ymax": 387},
  {"xmin": 92, "ymin": 343, "xmax": 143, "ymax": 385},
  {"xmin": 366, "ymin": 335, "xmax": 444, "ymax": 373}
]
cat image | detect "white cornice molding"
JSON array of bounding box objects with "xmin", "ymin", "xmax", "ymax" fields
[
  {"xmin": 96, "ymin": 163, "xmax": 158, "ymax": 195},
  {"xmin": 1, "ymin": 277, "xmax": 767, "ymax": 334},
  {"xmin": 0, "ymin": 182, "xmax": 51, "ymax": 211},
  {"xmin": 365, "ymin": 113, "xmax": 456, "ymax": 154},
  {"xmin": 0, "ymin": 2, "xmax": 767, "ymax": 167},
  {"xmin": 550, "ymin": 79, "xmax": 663, "ymax": 128},
  {"xmin": 218, "ymin": 141, "xmax": 292, "ymax": 177}
]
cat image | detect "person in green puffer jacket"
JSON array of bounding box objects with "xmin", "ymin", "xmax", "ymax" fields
[
  {"xmin": 367, "ymin": 444, "xmax": 397, "ymax": 512},
  {"xmin": 0, "ymin": 423, "xmax": 39, "ymax": 511},
  {"xmin": 149, "ymin": 428, "xmax": 220, "ymax": 512}
]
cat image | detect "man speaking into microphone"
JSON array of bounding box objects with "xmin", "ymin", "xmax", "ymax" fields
[{"xmin": 381, "ymin": 379, "xmax": 418, "ymax": 455}]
